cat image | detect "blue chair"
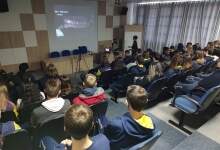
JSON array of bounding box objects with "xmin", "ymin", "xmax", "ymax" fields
[
  {"xmin": 61, "ymin": 50, "xmax": 71, "ymax": 57},
  {"xmin": 79, "ymin": 46, "xmax": 88, "ymax": 54},
  {"xmin": 49, "ymin": 52, "xmax": 60, "ymax": 58},
  {"xmin": 125, "ymin": 130, "xmax": 162, "ymax": 150},
  {"xmin": 169, "ymin": 85, "xmax": 220, "ymax": 134},
  {"xmin": 72, "ymin": 49, "xmax": 80, "ymax": 55}
]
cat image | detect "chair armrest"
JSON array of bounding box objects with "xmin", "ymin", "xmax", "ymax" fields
[{"xmin": 180, "ymin": 95, "xmax": 202, "ymax": 108}]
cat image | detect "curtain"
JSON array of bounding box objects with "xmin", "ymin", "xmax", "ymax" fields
[{"xmin": 128, "ymin": 1, "xmax": 220, "ymax": 53}]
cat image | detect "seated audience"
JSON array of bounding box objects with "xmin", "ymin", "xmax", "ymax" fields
[
  {"xmin": 164, "ymin": 54, "xmax": 182, "ymax": 77},
  {"xmin": 31, "ymin": 79, "xmax": 70, "ymax": 127},
  {"xmin": 72, "ymin": 74, "xmax": 106, "ymax": 106},
  {"xmin": 104, "ymin": 85, "xmax": 155, "ymax": 149},
  {"xmin": 39, "ymin": 64, "xmax": 60, "ymax": 90},
  {"xmin": 40, "ymin": 104, "xmax": 110, "ymax": 150},
  {"xmin": 111, "ymin": 51, "xmax": 125, "ymax": 71},
  {"xmin": 123, "ymin": 50, "xmax": 134, "ymax": 65},
  {"xmin": 192, "ymin": 51, "xmax": 206, "ymax": 70},
  {"xmin": 16, "ymin": 63, "xmax": 29, "ymax": 80},
  {"xmin": 135, "ymin": 62, "xmax": 163, "ymax": 88},
  {"xmin": 213, "ymin": 40, "xmax": 220, "ymax": 57},
  {"xmin": 128, "ymin": 55, "xmax": 146, "ymax": 76},
  {"xmin": 207, "ymin": 41, "xmax": 215, "ymax": 55},
  {"xmin": 182, "ymin": 56, "xmax": 193, "ymax": 71}
]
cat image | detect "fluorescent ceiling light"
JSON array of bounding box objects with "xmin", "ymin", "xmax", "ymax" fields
[{"xmin": 138, "ymin": 0, "xmax": 211, "ymax": 5}]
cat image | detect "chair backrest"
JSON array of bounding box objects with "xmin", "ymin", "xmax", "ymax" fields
[
  {"xmin": 78, "ymin": 46, "xmax": 88, "ymax": 54},
  {"xmin": 50, "ymin": 51, "xmax": 60, "ymax": 58},
  {"xmin": 98, "ymin": 70, "xmax": 115, "ymax": 89},
  {"xmin": 33, "ymin": 116, "xmax": 67, "ymax": 148},
  {"xmin": 72, "ymin": 49, "xmax": 80, "ymax": 55},
  {"xmin": 166, "ymin": 73, "xmax": 182, "ymax": 89},
  {"xmin": 3, "ymin": 129, "xmax": 32, "ymax": 150},
  {"xmin": 199, "ymin": 85, "xmax": 220, "ymax": 111},
  {"xmin": 128, "ymin": 130, "xmax": 162, "ymax": 150},
  {"xmin": 90, "ymin": 100, "xmax": 108, "ymax": 119},
  {"xmin": 147, "ymin": 77, "xmax": 167, "ymax": 101},
  {"xmin": 0, "ymin": 111, "xmax": 18, "ymax": 123},
  {"xmin": 61, "ymin": 50, "xmax": 71, "ymax": 56}
]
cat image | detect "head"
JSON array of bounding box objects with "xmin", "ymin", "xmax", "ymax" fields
[
  {"xmin": 142, "ymin": 51, "xmax": 150, "ymax": 60},
  {"xmin": 44, "ymin": 78, "xmax": 61, "ymax": 99},
  {"xmin": 163, "ymin": 47, "xmax": 170, "ymax": 55},
  {"xmin": 64, "ymin": 105, "xmax": 93, "ymax": 140},
  {"xmin": 19, "ymin": 63, "xmax": 29, "ymax": 73},
  {"xmin": 133, "ymin": 35, "xmax": 138, "ymax": 41},
  {"xmin": 214, "ymin": 40, "xmax": 220, "ymax": 48},
  {"xmin": 113, "ymin": 51, "xmax": 121, "ymax": 60},
  {"xmin": 126, "ymin": 85, "xmax": 148, "ymax": 112},
  {"xmin": 148, "ymin": 63, "xmax": 163, "ymax": 79},
  {"xmin": 207, "ymin": 42, "xmax": 214, "ymax": 54},
  {"xmin": 182, "ymin": 56, "xmax": 192, "ymax": 70},
  {"xmin": 83, "ymin": 74, "xmax": 97, "ymax": 88},
  {"xmin": 170, "ymin": 53, "xmax": 182, "ymax": 69},
  {"xmin": 216, "ymin": 59, "xmax": 220, "ymax": 69},
  {"xmin": 0, "ymin": 84, "xmax": 9, "ymax": 110},
  {"xmin": 45, "ymin": 64, "xmax": 59, "ymax": 78},
  {"xmin": 124, "ymin": 50, "xmax": 131, "ymax": 57},
  {"xmin": 136, "ymin": 55, "xmax": 145, "ymax": 66},
  {"xmin": 177, "ymin": 43, "xmax": 184, "ymax": 52}
]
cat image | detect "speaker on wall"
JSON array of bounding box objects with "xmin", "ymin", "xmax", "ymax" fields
[
  {"xmin": 120, "ymin": 6, "xmax": 128, "ymax": 15},
  {"xmin": 0, "ymin": 0, "xmax": 9, "ymax": 13}
]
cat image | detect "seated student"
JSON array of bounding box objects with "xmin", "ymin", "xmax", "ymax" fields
[
  {"xmin": 182, "ymin": 56, "xmax": 193, "ymax": 72},
  {"xmin": 128, "ymin": 55, "xmax": 146, "ymax": 76},
  {"xmin": 31, "ymin": 79, "xmax": 70, "ymax": 127},
  {"xmin": 111, "ymin": 51, "xmax": 125, "ymax": 71},
  {"xmin": 39, "ymin": 64, "xmax": 60, "ymax": 91},
  {"xmin": 164, "ymin": 53, "xmax": 182, "ymax": 77},
  {"xmin": 135, "ymin": 62, "xmax": 163, "ymax": 88},
  {"xmin": 123, "ymin": 50, "xmax": 134, "ymax": 65},
  {"xmin": 72, "ymin": 74, "xmax": 106, "ymax": 106},
  {"xmin": 204, "ymin": 47, "xmax": 219, "ymax": 61},
  {"xmin": 192, "ymin": 50, "xmax": 206, "ymax": 70},
  {"xmin": 213, "ymin": 40, "xmax": 220, "ymax": 57},
  {"xmin": 40, "ymin": 104, "xmax": 110, "ymax": 150},
  {"xmin": 104, "ymin": 85, "xmax": 155, "ymax": 150},
  {"xmin": 176, "ymin": 59, "xmax": 220, "ymax": 96}
]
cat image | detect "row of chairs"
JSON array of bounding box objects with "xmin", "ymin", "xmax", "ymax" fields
[{"xmin": 50, "ymin": 46, "xmax": 88, "ymax": 58}]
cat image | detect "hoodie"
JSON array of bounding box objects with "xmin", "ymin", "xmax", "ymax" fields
[
  {"xmin": 72, "ymin": 87, "xmax": 107, "ymax": 106},
  {"xmin": 31, "ymin": 98, "xmax": 70, "ymax": 127},
  {"xmin": 104, "ymin": 112, "xmax": 154, "ymax": 150}
]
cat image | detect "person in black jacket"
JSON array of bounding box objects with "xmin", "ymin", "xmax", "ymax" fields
[{"xmin": 131, "ymin": 35, "xmax": 138, "ymax": 56}]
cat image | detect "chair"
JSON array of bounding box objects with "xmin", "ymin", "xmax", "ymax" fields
[
  {"xmin": 3, "ymin": 129, "xmax": 32, "ymax": 150},
  {"xmin": 78, "ymin": 46, "xmax": 88, "ymax": 54},
  {"xmin": 61, "ymin": 50, "xmax": 71, "ymax": 57},
  {"xmin": 90, "ymin": 100, "xmax": 108, "ymax": 134},
  {"xmin": 165, "ymin": 73, "xmax": 182, "ymax": 93},
  {"xmin": 49, "ymin": 51, "xmax": 60, "ymax": 58},
  {"xmin": 33, "ymin": 116, "xmax": 67, "ymax": 149},
  {"xmin": 169, "ymin": 85, "xmax": 220, "ymax": 134},
  {"xmin": 127, "ymin": 130, "xmax": 162, "ymax": 150},
  {"xmin": 98, "ymin": 70, "xmax": 115, "ymax": 89},
  {"xmin": 147, "ymin": 77, "xmax": 168, "ymax": 102},
  {"xmin": 72, "ymin": 49, "xmax": 80, "ymax": 55}
]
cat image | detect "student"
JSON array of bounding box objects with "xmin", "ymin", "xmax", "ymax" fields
[
  {"xmin": 131, "ymin": 35, "xmax": 138, "ymax": 56},
  {"xmin": 40, "ymin": 105, "xmax": 110, "ymax": 150},
  {"xmin": 31, "ymin": 79, "xmax": 70, "ymax": 127},
  {"xmin": 39, "ymin": 64, "xmax": 60, "ymax": 90},
  {"xmin": 164, "ymin": 54, "xmax": 182, "ymax": 77},
  {"xmin": 104, "ymin": 85, "xmax": 155, "ymax": 149},
  {"xmin": 128, "ymin": 55, "xmax": 146, "ymax": 76},
  {"xmin": 192, "ymin": 51, "xmax": 205, "ymax": 70},
  {"xmin": 72, "ymin": 74, "xmax": 106, "ymax": 106},
  {"xmin": 111, "ymin": 51, "xmax": 125, "ymax": 71},
  {"xmin": 123, "ymin": 50, "xmax": 134, "ymax": 65}
]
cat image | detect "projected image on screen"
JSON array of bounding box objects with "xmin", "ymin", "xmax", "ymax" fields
[{"xmin": 54, "ymin": 5, "xmax": 95, "ymax": 37}]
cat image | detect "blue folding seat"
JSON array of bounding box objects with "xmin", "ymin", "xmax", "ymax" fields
[
  {"xmin": 49, "ymin": 52, "xmax": 60, "ymax": 58},
  {"xmin": 61, "ymin": 50, "xmax": 71, "ymax": 57}
]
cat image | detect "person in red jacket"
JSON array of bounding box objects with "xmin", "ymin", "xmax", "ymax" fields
[{"xmin": 72, "ymin": 74, "xmax": 107, "ymax": 106}]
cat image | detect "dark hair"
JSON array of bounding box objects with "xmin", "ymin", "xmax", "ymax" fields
[
  {"xmin": 187, "ymin": 42, "xmax": 192, "ymax": 46},
  {"xmin": 126, "ymin": 85, "xmax": 148, "ymax": 111},
  {"xmin": 19, "ymin": 63, "xmax": 29, "ymax": 73},
  {"xmin": 142, "ymin": 51, "xmax": 149, "ymax": 59},
  {"xmin": 170, "ymin": 53, "xmax": 182, "ymax": 69},
  {"xmin": 125, "ymin": 50, "xmax": 130, "ymax": 54},
  {"xmin": 64, "ymin": 105, "xmax": 93, "ymax": 140},
  {"xmin": 45, "ymin": 64, "xmax": 59, "ymax": 78},
  {"xmin": 44, "ymin": 79, "xmax": 61, "ymax": 98},
  {"xmin": 133, "ymin": 35, "xmax": 138, "ymax": 40},
  {"xmin": 136, "ymin": 55, "xmax": 145, "ymax": 65}
]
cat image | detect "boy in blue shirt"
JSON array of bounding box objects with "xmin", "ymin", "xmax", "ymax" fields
[
  {"xmin": 104, "ymin": 85, "xmax": 155, "ymax": 150},
  {"xmin": 40, "ymin": 105, "xmax": 110, "ymax": 150}
]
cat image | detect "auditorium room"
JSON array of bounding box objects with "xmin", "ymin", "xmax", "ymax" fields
[{"xmin": 0, "ymin": 0, "xmax": 220, "ymax": 149}]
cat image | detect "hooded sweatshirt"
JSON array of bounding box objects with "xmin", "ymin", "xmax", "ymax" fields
[
  {"xmin": 72, "ymin": 87, "xmax": 106, "ymax": 106},
  {"xmin": 104, "ymin": 112, "xmax": 154, "ymax": 150},
  {"xmin": 31, "ymin": 97, "xmax": 70, "ymax": 127}
]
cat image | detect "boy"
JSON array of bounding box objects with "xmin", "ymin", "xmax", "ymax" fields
[
  {"xmin": 104, "ymin": 85, "xmax": 155, "ymax": 149},
  {"xmin": 72, "ymin": 74, "xmax": 106, "ymax": 106},
  {"xmin": 128, "ymin": 55, "xmax": 146, "ymax": 76},
  {"xmin": 40, "ymin": 105, "xmax": 110, "ymax": 150},
  {"xmin": 31, "ymin": 78, "xmax": 70, "ymax": 127}
]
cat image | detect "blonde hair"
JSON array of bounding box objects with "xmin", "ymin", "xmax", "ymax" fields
[
  {"xmin": 84, "ymin": 74, "xmax": 97, "ymax": 88},
  {"xmin": 0, "ymin": 84, "xmax": 9, "ymax": 111}
]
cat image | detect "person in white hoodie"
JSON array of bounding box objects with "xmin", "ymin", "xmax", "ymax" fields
[{"xmin": 31, "ymin": 78, "xmax": 70, "ymax": 127}]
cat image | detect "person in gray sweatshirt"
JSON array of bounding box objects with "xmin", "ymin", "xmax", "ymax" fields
[{"xmin": 31, "ymin": 78, "xmax": 70, "ymax": 128}]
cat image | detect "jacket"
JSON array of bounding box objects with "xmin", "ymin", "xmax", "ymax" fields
[{"xmin": 72, "ymin": 87, "xmax": 107, "ymax": 106}]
